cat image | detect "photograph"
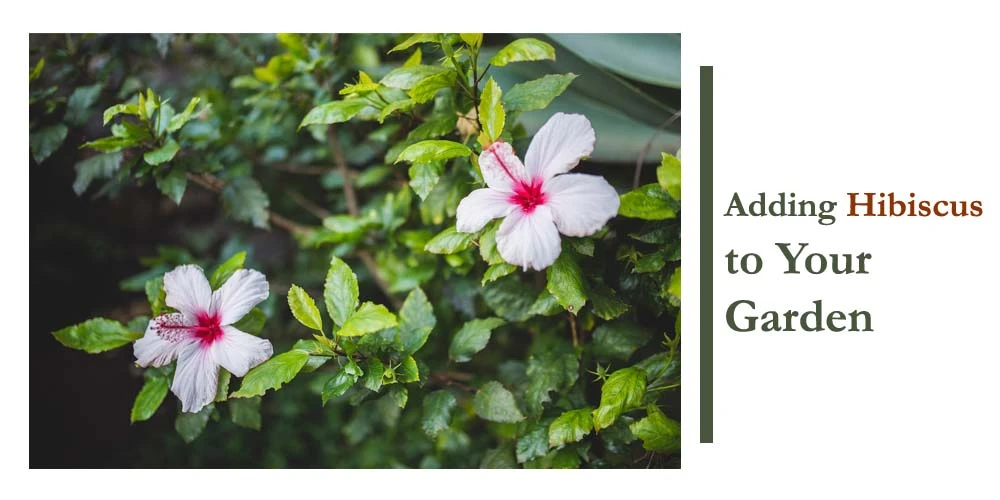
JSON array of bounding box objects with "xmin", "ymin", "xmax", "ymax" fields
[{"xmin": 29, "ymin": 33, "xmax": 681, "ymax": 468}]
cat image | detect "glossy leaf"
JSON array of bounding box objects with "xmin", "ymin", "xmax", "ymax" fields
[
  {"xmin": 474, "ymin": 381, "xmax": 525, "ymax": 423},
  {"xmin": 288, "ymin": 284, "xmax": 323, "ymax": 332},
  {"xmin": 395, "ymin": 140, "xmax": 471, "ymax": 164},
  {"xmin": 209, "ymin": 252, "xmax": 246, "ymax": 290},
  {"xmin": 546, "ymin": 252, "xmax": 587, "ymax": 313},
  {"xmin": 629, "ymin": 404, "xmax": 680, "ymax": 453},
  {"xmin": 490, "ymin": 38, "xmax": 555, "ymax": 67},
  {"xmin": 478, "ymin": 77, "xmax": 504, "ymax": 143},
  {"xmin": 503, "ymin": 73, "xmax": 576, "ymax": 112},
  {"xmin": 422, "ymin": 390, "xmax": 457, "ymax": 438},
  {"xmin": 130, "ymin": 374, "xmax": 170, "ymax": 423},
  {"xmin": 324, "ymin": 256, "xmax": 359, "ymax": 327},
  {"xmin": 619, "ymin": 184, "xmax": 676, "ymax": 220},
  {"xmin": 299, "ymin": 99, "xmax": 368, "ymax": 129},
  {"xmin": 592, "ymin": 367, "xmax": 647, "ymax": 431},
  {"xmin": 449, "ymin": 317, "xmax": 505, "ymax": 362},
  {"xmin": 52, "ymin": 318, "xmax": 140, "ymax": 354},
  {"xmin": 231, "ymin": 350, "xmax": 310, "ymax": 398},
  {"xmin": 338, "ymin": 302, "xmax": 397, "ymax": 337},
  {"xmin": 424, "ymin": 226, "xmax": 473, "ymax": 254},
  {"xmin": 548, "ymin": 408, "xmax": 594, "ymax": 448}
]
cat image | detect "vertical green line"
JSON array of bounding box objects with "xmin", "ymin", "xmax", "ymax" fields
[{"xmin": 700, "ymin": 66, "xmax": 714, "ymax": 444}]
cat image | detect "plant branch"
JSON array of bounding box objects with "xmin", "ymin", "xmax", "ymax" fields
[
  {"xmin": 568, "ymin": 313, "xmax": 579, "ymax": 348},
  {"xmin": 269, "ymin": 162, "xmax": 333, "ymax": 175},
  {"xmin": 186, "ymin": 172, "xmax": 308, "ymax": 236},
  {"xmin": 633, "ymin": 110, "xmax": 682, "ymax": 189},
  {"xmin": 284, "ymin": 188, "xmax": 331, "ymax": 219},
  {"xmin": 326, "ymin": 128, "xmax": 403, "ymax": 311}
]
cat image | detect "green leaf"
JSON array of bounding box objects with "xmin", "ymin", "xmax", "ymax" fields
[
  {"xmin": 667, "ymin": 267, "xmax": 681, "ymax": 300},
  {"xmin": 395, "ymin": 140, "xmax": 471, "ymax": 164},
  {"xmin": 449, "ymin": 317, "xmax": 505, "ymax": 362},
  {"xmin": 481, "ymin": 445, "xmax": 517, "ymax": 469},
  {"xmin": 102, "ymin": 103, "xmax": 140, "ymax": 125},
  {"xmin": 30, "ymin": 124, "xmax": 68, "ymax": 164},
  {"xmin": 378, "ymin": 98, "xmax": 417, "ymax": 122},
  {"xmin": 589, "ymin": 285, "xmax": 629, "ymax": 320},
  {"xmin": 389, "ymin": 34, "xmax": 440, "ymax": 53},
  {"xmin": 232, "ymin": 308, "xmax": 266, "ymax": 335},
  {"xmin": 546, "ymin": 251, "xmax": 587, "ymax": 313},
  {"xmin": 324, "ymin": 256, "xmax": 359, "ymax": 328},
  {"xmin": 29, "ymin": 57, "xmax": 44, "ymax": 81},
  {"xmin": 525, "ymin": 340, "xmax": 579, "ymax": 415},
  {"xmin": 490, "ymin": 38, "xmax": 556, "ymax": 67},
  {"xmin": 503, "ymin": 73, "xmax": 577, "ymax": 112},
  {"xmin": 339, "ymin": 71, "xmax": 381, "ymax": 95},
  {"xmin": 288, "ymin": 284, "xmax": 323, "ymax": 332},
  {"xmin": 363, "ymin": 358, "xmax": 385, "ymax": 392},
  {"xmin": 460, "ymin": 33, "xmax": 483, "ymax": 49},
  {"xmin": 482, "ymin": 263, "xmax": 516, "ymax": 285},
  {"xmin": 175, "ymin": 404, "xmax": 213, "ymax": 443},
  {"xmin": 398, "ymin": 287, "xmax": 436, "ymax": 355},
  {"xmin": 550, "ymin": 33, "xmax": 680, "ymax": 88},
  {"xmin": 73, "ymin": 152, "xmax": 123, "ymax": 195},
  {"xmin": 215, "ymin": 369, "xmax": 232, "ymax": 402},
  {"xmin": 143, "ymin": 138, "xmax": 180, "ymax": 166},
  {"xmin": 408, "ymin": 70, "xmax": 456, "ymax": 104},
  {"xmin": 231, "ymin": 350, "xmax": 310, "ymax": 398},
  {"xmin": 619, "ymin": 184, "xmax": 676, "ymax": 220},
  {"xmin": 338, "ymin": 302, "xmax": 397, "ymax": 337},
  {"xmin": 52, "ymin": 318, "xmax": 140, "ymax": 354},
  {"xmin": 634, "ymin": 249, "xmax": 667, "ymax": 273},
  {"xmin": 130, "ymin": 375, "xmax": 170, "ymax": 423},
  {"xmin": 481, "ymin": 275, "xmax": 536, "ymax": 322},
  {"xmin": 592, "ymin": 320, "xmax": 652, "ymax": 361},
  {"xmin": 424, "ymin": 226, "xmax": 473, "ymax": 254},
  {"xmin": 381, "ymin": 65, "xmax": 450, "ymax": 90},
  {"xmin": 388, "ymin": 385, "xmax": 409, "ymax": 409},
  {"xmin": 478, "ymin": 220, "xmax": 503, "ymax": 264},
  {"xmin": 478, "ymin": 77, "xmax": 505, "ymax": 142},
  {"xmin": 167, "ymin": 97, "xmax": 202, "ymax": 133},
  {"xmin": 222, "ymin": 177, "xmax": 270, "ymax": 229},
  {"xmin": 474, "ymin": 381, "xmax": 525, "ymax": 423},
  {"xmin": 229, "ymin": 396, "xmax": 262, "ymax": 431},
  {"xmin": 154, "ymin": 167, "xmax": 187, "ymax": 205},
  {"xmin": 592, "ymin": 367, "xmax": 647, "ymax": 431},
  {"xmin": 549, "ymin": 408, "xmax": 594, "ymax": 448},
  {"xmin": 527, "ymin": 289, "xmax": 563, "ymax": 317},
  {"xmin": 322, "ymin": 360, "xmax": 363, "ymax": 405},
  {"xmin": 629, "ymin": 404, "xmax": 680, "ymax": 454},
  {"xmin": 422, "ymin": 390, "xmax": 457, "ymax": 438},
  {"xmin": 403, "ymin": 48, "xmax": 422, "ymax": 67},
  {"xmin": 80, "ymin": 135, "xmax": 139, "ymax": 153},
  {"xmin": 516, "ymin": 422, "xmax": 550, "ymax": 463},
  {"xmin": 408, "ymin": 161, "xmax": 443, "ymax": 200},
  {"xmin": 65, "ymin": 83, "xmax": 103, "ymax": 125},
  {"xmin": 299, "ymin": 99, "xmax": 368, "ymax": 129},
  {"xmin": 208, "ymin": 251, "xmax": 246, "ymax": 289},
  {"xmin": 657, "ymin": 153, "xmax": 681, "ymax": 200},
  {"xmin": 145, "ymin": 276, "xmax": 167, "ymax": 316},
  {"xmin": 397, "ymin": 356, "xmax": 420, "ymax": 383}
]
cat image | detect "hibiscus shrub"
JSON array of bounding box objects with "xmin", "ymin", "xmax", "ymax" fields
[{"xmin": 34, "ymin": 33, "xmax": 681, "ymax": 468}]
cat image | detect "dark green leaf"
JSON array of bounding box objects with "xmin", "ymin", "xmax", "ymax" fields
[
  {"xmin": 474, "ymin": 381, "xmax": 524, "ymax": 423},
  {"xmin": 143, "ymin": 138, "xmax": 180, "ymax": 166},
  {"xmin": 398, "ymin": 356, "xmax": 420, "ymax": 383},
  {"xmin": 629, "ymin": 404, "xmax": 680, "ymax": 453},
  {"xmin": 589, "ymin": 285, "xmax": 629, "ymax": 320},
  {"xmin": 424, "ymin": 226, "xmax": 473, "ymax": 254},
  {"xmin": 482, "ymin": 263, "xmax": 516, "ymax": 285},
  {"xmin": 229, "ymin": 396, "xmax": 262, "ymax": 430},
  {"xmin": 593, "ymin": 367, "xmax": 647, "ymax": 431},
  {"xmin": 299, "ymin": 99, "xmax": 368, "ymax": 129},
  {"xmin": 546, "ymin": 251, "xmax": 587, "ymax": 313},
  {"xmin": 503, "ymin": 73, "xmax": 577, "ymax": 112},
  {"xmin": 548, "ymin": 408, "xmax": 594, "ymax": 448},
  {"xmin": 30, "ymin": 124, "xmax": 68, "ymax": 164},
  {"xmin": 215, "ymin": 369, "xmax": 231, "ymax": 402},
  {"xmin": 363, "ymin": 358, "xmax": 385, "ymax": 392},
  {"xmin": 490, "ymin": 38, "xmax": 555, "ymax": 66},
  {"xmin": 231, "ymin": 308, "xmax": 265, "ymax": 335},
  {"xmin": 389, "ymin": 34, "xmax": 440, "ymax": 53},
  {"xmin": 381, "ymin": 65, "xmax": 450, "ymax": 89},
  {"xmin": 408, "ymin": 70, "xmax": 456, "ymax": 104},
  {"xmin": 527, "ymin": 289, "xmax": 563, "ymax": 317},
  {"xmin": 324, "ymin": 256, "xmax": 359, "ymax": 327},
  {"xmin": 52, "ymin": 318, "xmax": 140, "ymax": 354},
  {"xmin": 130, "ymin": 375, "xmax": 169, "ymax": 423},
  {"xmin": 422, "ymin": 390, "xmax": 457, "ymax": 438},
  {"xmin": 395, "ymin": 140, "xmax": 471, "ymax": 165},
  {"xmin": 634, "ymin": 249, "xmax": 667, "ymax": 273},
  {"xmin": 175, "ymin": 404, "xmax": 213, "ymax": 443},
  {"xmin": 409, "ymin": 162, "xmax": 442, "ymax": 200},
  {"xmin": 231, "ymin": 350, "xmax": 309, "ymax": 398},
  {"xmin": 209, "ymin": 252, "xmax": 246, "ymax": 289},
  {"xmin": 322, "ymin": 360, "xmax": 363, "ymax": 405},
  {"xmin": 449, "ymin": 317, "xmax": 505, "ymax": 362},
  {"xmin": 65, "ymin": 83, "xmax": 103, "ymax": 125},
  {"xmin": 398, "ymin": 287, "xmax": 436, "ymax": 355},
  {"xmin": 592, "ymin": 320, "xmax": 652, "ymax": 361},
  {"xmin": 288, "ymin": 284, "xmax": 323, "ymax": 332},
  {"xmin": 525, "ymin": 339, "xmax": 579, "ymax": 415},
  {"xmin": 154, "ymin": 167, "xmax": 187, "ymax": 205},
  {"xmin": 145, "ymin": 276, "xmax": 167, "ymax": 316},
  {"xmin": 516, "ymin": 422, "xmax": 550, "ymax": 463},
  {"xmin": 73, "ymin": 152, "xmax": 123, "ymax": 195},
  {"xmin": 222, "ymin": 177, "xmax": 270, "ymax": 229},
  {"xmin": 339, "ymin": 302, "xmax": 397, "ymax": 337},
  {"xmin": 481, "ymin": 275, "xmax": 536, "ymax": 322},
  {"xmin": 619, "ymin": 184, "xmax": 676, "ymax": 220},
  {"xmin": 481, "ymin": 445, "xmax": 517, "ymax": 469}
]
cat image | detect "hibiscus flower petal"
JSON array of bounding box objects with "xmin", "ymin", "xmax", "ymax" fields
[
  {"xmin": 524, "ymin": 113, "xmax": 596, "ymax": 180},
  {"xmin": 211, "ymin": 269, "xmax": 270, "ymax": 326},
  {"xmin": 172, "ymin": 342, "xmax": 220, "ymax": 413},
  {"xmin": 479, "ymin": 141, "xmax": 529, "ymax": 191},
  {"xmin": 496, "ymin": 205, "xmax": 562, "ymax": 271},
  {"xmin": 163, "ymin": 264, "xmax": 213, "ymax": 320},
  {"xmin": 456, "ymin": 188, "xmax": 515, "ymax": 233},
  {"xmin": 214, "ymin": 326, "xmax": 273, "ymax": 377},
  {"xmin": 544, "ymin": 173, "xmax": 620, "ymax": 237},
  {"xmin": 134, "ymin": 312, "xmax": 196, "ymax": 367}
]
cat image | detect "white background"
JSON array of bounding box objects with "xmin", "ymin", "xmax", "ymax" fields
[{"xmin": 8, "ymin": 1, "xmax": 999, "ymax": 497}]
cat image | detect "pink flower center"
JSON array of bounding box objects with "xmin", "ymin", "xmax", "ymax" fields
[
  {"xmin": 510, "ymin": 178, "xmax": 547, "ymax": 214},
  {"xmin": 193, "ymin": 312, "xmax": 224, "ymax": 345}
]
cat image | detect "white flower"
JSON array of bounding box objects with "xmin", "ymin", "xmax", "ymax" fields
[
  {"xmin": 134, "ymin": 264, "xmax": 273, "ymax": 413},
  {"xmin": 456, "ymin": 113, "xmax": 620, "ymax": 271}
]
